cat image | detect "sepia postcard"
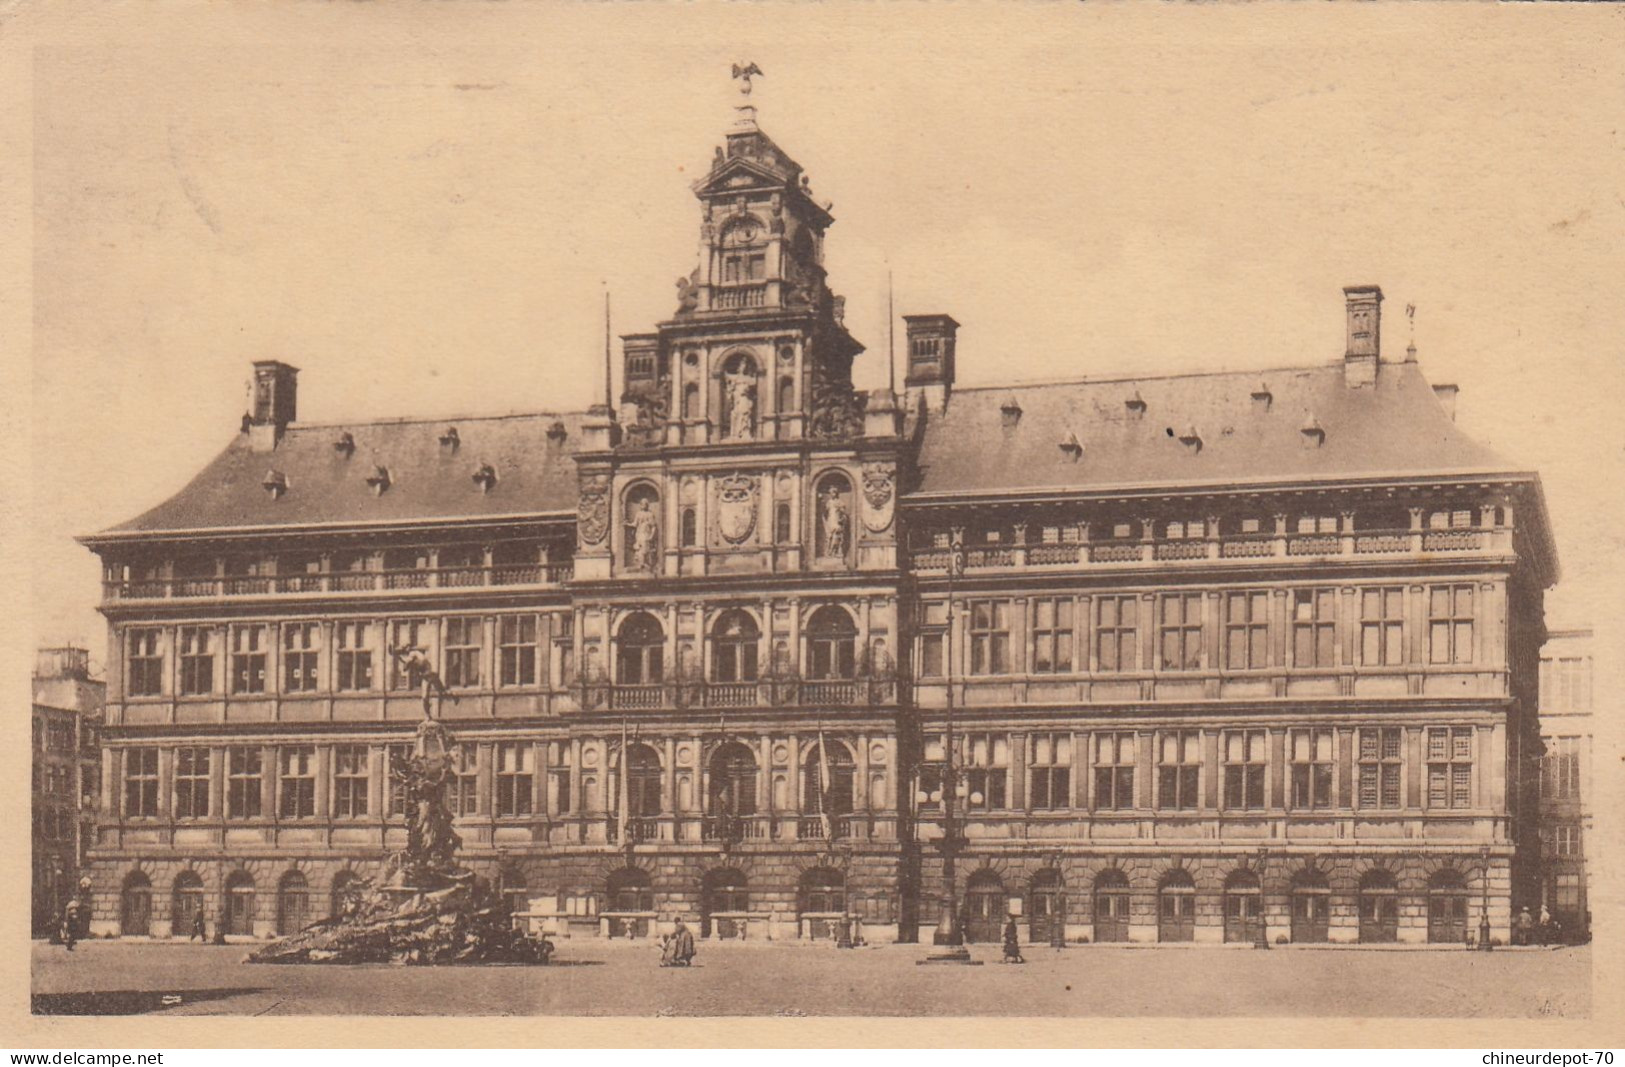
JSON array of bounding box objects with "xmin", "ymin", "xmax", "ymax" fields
[{"xmin": 5, "ymin": 0, "xmax": 1623, "ymax": 1051}]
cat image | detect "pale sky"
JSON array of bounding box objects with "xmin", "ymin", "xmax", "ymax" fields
[{"xmin": 24, "ymin": 4, "xmax": 1625, "ymax": 668}]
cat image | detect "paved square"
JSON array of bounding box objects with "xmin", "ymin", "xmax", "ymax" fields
[{"xmin": 31, "ymin": 941, "xmax": 1590, "ymax": 1018}]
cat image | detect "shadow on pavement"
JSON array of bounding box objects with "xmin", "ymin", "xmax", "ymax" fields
[{"xmin": 32, "ymin": 988, "xmax": 267, "ymax": 1016}]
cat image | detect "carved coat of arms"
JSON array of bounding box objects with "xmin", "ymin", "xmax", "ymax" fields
[
  {"xmin": 716, "ymin": 473, "xmax": 759, "ymax": 544},
  {"xmin": 861, "ymin": 463, "xmax": 895, "ymax": 533},
  {"xmin": 578, "ymin": 474, "xmax": 611, "ymax": 545}
]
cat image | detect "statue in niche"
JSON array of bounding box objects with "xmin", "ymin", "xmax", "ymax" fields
[
  {"xmin": 723, "ymin": 364, "xmax": 758, "ymax": 441},
  {"xmin": 626, "ymin": 494, "xmax": 661, "ymax": 572},
  {"xmin": 819, "ymin": 482, "xmax": 850, "ymax": 558}
]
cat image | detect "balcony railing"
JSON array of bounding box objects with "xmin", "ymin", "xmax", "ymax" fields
[
  {"xmin": 585, "ymin": 674, "xmax": 898, "ymax": 712},
  {"xmin": 701, "ymin": 815, "xmax": 771, "ymax": 843},
  {"xmin": 713, "ymin": 285, "xmax": 767, "ymax": 309},
  {"xmin": 910, "ymin": 524, "xmax": 1507, "ymax": 574},
  {"xmin": 104, "ymin": 561, "xmax": 574, "ymax": 601}
]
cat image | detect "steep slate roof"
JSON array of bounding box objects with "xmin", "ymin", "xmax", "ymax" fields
[
  {"xmin": 94, "ymin": 412, "xmax": 588, "ymax": 538},
  {"xmin": 910, "ymin": 362, "xmax": 1525, "ymax": 501}
]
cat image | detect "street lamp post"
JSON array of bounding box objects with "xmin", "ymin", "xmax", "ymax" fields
[
  {"xmin": 1479, "ymin": 844, "xmax": 1494, "ymax": 951},
  {"xmin": 1254, "ymin": 846, "xmax": 1271, "ymax": 949}
]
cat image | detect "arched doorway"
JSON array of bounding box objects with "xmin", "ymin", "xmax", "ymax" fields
[
  {"xmin": 707, "ymin": 742, "xmax": 759, "ymax": 820},
  {"xmin": 276, "ymin": 871, "xmax": 310, "ymax": 937},
  {"xmin": 1223, "ymin": 869, "xmax": 1263, "ymax": 943},
  {"xmin": 1290, "ymin": 869, "xmax": 1331, "ymax": 943},
  {"xmin": 1094, "ymin": 869, "xmax": 1132, "ymax": 943},
  {"xmin": 799, "ymin": 867, "xmax": 847, "ymax": 940},
  {"xmin": 616, "ymin": 612, "xmax": 665, "ymax": 685},
  {"xmin": 605, "ymin": 867, "xmax": 653, "ymax": 939},
  {"xmin": 1029, "ymin": 868, "xmax": 1064, "ymax": 944},
  {"xmin": 711, "ymin": 609, "xmax": 760, "ymax": 683},
  {"xmin": 121, "ymin": 872, "xmax": 152, "ymax": 937},
  {"xmin": 963, "ymin": 869, "xmax": 1005, "ymax": 943},
  {"xmin": 1158, "ymin": 870, "xmax": 1196, "ymax": 942},
  {"xmin": 615, "ymin": 742, "xmax": 663, "ymax": 826},
  {"xmin": 1358, "ymin": 869, "xmax": 1399, "ymax": 943},
  {"xmin": 702, "ymin": 868, "xmax": 750, "ymax": 939},
  {"xmin": 1427, "ymin": 870, "xmax": 1470, "ymax": 944},
  {"xmin": 223, "ymin": 870, "xmax": 256, "ymax": 937},
  {"xmin": 805, "ymin": 606, "xmax": 857, "ymax": 680},
  {"xmin": 171, "ymin": 870, "xmax": 204, "ymax": 939},
  {"xmin": 330, "ymin": 870, "xmax": 361, "ymax": 922}
]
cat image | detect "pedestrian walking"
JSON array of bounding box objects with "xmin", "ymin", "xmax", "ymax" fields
[
  {"xmin": 60, "ymin": 897, "xmax": 82, "ymax": 952},
  {"xmin": 1514, "ymin": 906, "xmax": 1534, "ymax": 946},
  {"xmin": 191, "ymin": 910, "xmax": 207, "ymax": 942},
  {"xmin": 1002, "ymin": 916, "xmax": 1025, "ymax": 964},
  {"xmin": 1538, "ymin": 905, "xmax": 1554, "ymax": 946}
]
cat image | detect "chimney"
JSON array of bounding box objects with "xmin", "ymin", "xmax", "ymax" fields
[
  {"xmin": 1433, "ymin": 383, "xmax": 1459, "ymax": 421},
  {"xmin": 1343, "ymin": 286, "xmax": 1381, "ymax": 388},
  {"xmin": 903, "ymin": 314, "xmax": 959, "ymax": 415},
  {"xmin": 247, "ymin": 360, "xmax": 299, "ymax": 452}
]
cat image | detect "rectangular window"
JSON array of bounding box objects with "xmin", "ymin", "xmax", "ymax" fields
[
  {"xmin": 451, "ymin": 743, "xmax": 480, "ymax": 817},
  {"xmin": 1158, "ymin": 593, "xmax": 1204, "ymax": 671},
  {"xmin": 178, "ymin": 626, "xmax": 215, "ymax": 695},
  {"xmin": 1094, "ymin": 732, "xmax": 1136, "ymax": 811},
  {"xmin": 968, "ymin": 600, "xmax": 1010, "ymax": 675},
  {"xmin": 551, "ymin": 756, "xmax": 573, "ymax": 816},
  {"xmin": 499, "ymin": 615, "xmax": 538, "ymax": 687},
  {"xmin": 1428, "ymin": 585, "xmax": 1475, "ymax": 665},
  {"xmin": 278, "ymin": 746, "xmax": 316, "ymax": 819},
  {"xmin": 227, "ymin": 747, "xmax": 263, "ymax": 819},
  {"xmin": 332, "ymin": 744, "xmax": 370, "ymax": 818},
  {"xmin": 1223, "ymin": 730, "xmax": 1267, "ymax": 810},
  {"xmin": 230, "ymin": 625, "xmax": 267, "ymax": 694},
  {"xmin": 774, "ymin": 503, "xmax": 791, "ymax": 544},
  {"xmin": 1426, "ymin": 727, "xmax": 1474, "ymax": 809},
  {"xmin": 1157, "ymin": 730, "xmax": 1201, "ymax": 810},
  {"xmin": 1028, "ymin": 732, "xmax": 1071, "ymax": 810},
  {"xmin": 918, "ymin": 603, "xmax": 948, "ymax": 679},
  {"xmin": 123, "ymin": 748, "xmax": 159, "ymax": 817},
  {"xmin": 1552, "ymin": 873, "xmax": 1581, "ymax": 911},
  {"xmin": 1224, "ymin": 592, "xmax": 1271, "ymax": 669},
  {"xmin": 551, "ymin": 614, "xmax": 574, "ymax": 688},
  {"xmin": 385, "ymin": 744, "xmax": 412, "ymax": 817},
  {"xmin": 126, "ymin": 628, "xmax": 164, "ymax": 696},
  {"xmin": 444, "ymin": 617, "xmax": 483, "ymax": 688},
  {"xmin": 960, "ymin": 733, "xmax": 1008, "ymax": 812},
  {"xmin": 1095, "ymin": 596, "xmax": 1139, "ymax": 673},
  {"xmin": 1030, "ymin": 598, "xmax": 1074, "ymax": 674},
  {"xmin": 1289, "ymin": 728, "xmax": 1334, "ymax": 809},
  {"xmin": 174, "ymin": 747, "xmax": 211, "ymax": 819},
  {"xmin": 1296, "ymin": 515, "xmax": 1339, "ymax": 534},
  {"xmin": 1554, "ymin": 823, "xmax": 1581, "ymax": 857},
  {"xmin": 1357, "ymin": 727, "xmax": 1403, "ymax": 809},
  {"xmin": 1292, "ymin": 589, "xmax": 1337, "ymax": 668},
  {"xmin": 1551, "ymin": 737, "xmax": 1581, "ymax": 800},
  {"xmin": 391, "ymin": 620, "xmax": 433, "ymax": 690},
  {"xmin": 495, "ymin": 742, "xmax": 533, "ymax": 817},
  {"xmin": 335, "ymin": 622, "xmax": 374, "ymax": 691},
  {"xmin": 1360, "ymin": 587, "xmax": 1405, "ymax": 666},
  {"xmin": 283, "ymin": 622, "xmax": 320, "ymax": 692}
]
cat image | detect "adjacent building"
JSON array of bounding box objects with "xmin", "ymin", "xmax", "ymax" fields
[
  {"xmin": 1536, "ymin": 628, "xmax": 1591, "ymax": 939},
  {"xmin": 79, "ymin": 89, "xmax": 1557, "ymax": 945},
  {"xmin": 32, "ymin": 647, "xmax": 105, "ymax": 937}
]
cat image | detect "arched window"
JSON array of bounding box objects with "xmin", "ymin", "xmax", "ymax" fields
[
  {"xmin": 121, "ymin": 871, "xmax": 152, "ymax": 937},
  {"xmin": 277, "ymin": 870, "xmax": 310, "ymax": 937},
  {"xmin": 680, "ymin": 508, "xmax": 697, "ymax": 548},
  {"xmin": 617, "ymin": 613, "xmax": 665, "ymax": 685},
  {"xmin": 778, "ymin": 376, "xmax": 794, "ymax": 415},
  {"xmin": 1029, "ymin": 868, "xmax": 1065, "ymax": 944},
  {"xmin": 806, "ymin": 606, "xmax": 857, "ymax": 680},
  {"xmin": 681, "ymin": 382, "xmax": 699, "ymax": 420},
  {"xmin": 1094, "ymin": 869, "xmax": 1131, "ymax": 943},
  {"xmin": 616, "ymin": 742, "xmax": 663, "ymax": 818},
  {"xmin": 606, "ymin": 867, "xmax": 653, "ymax": 913},
  {"xmin": 330, "ymin": 870, "xmax": 362, "ymax": 921},
  {"xmin": 800, "ymin": 868, "xmax": 846, "ymax": 916},
  {"xmin": 1427, "ymin": 869, "xmax": 1470, "ymax": 944},
  {"xmin": 802, "ymin": 740, "xmax": 855, "ymax": 816},
  {"xmin": 224, "ymin": 870, "xmax": 256, "ymax": 937},
  {"xmin": 964, "ymin": 870, "xmax": 1005, "ymax": 944},
  {"xmin": 1223, "ymin": 869, "xmax": 1263, "ymax": 944},
  {"xmin": 708, "ymin": 741, "xmax": 758, "ymax": 817},
  {"xmin": 171, "ymin": 870, "xmax": 204, "ymax": 938},
  {"xmin": 1290, "ymin": 869, "xmax": 1331, "ymax": 943},
  {"xmin": 1358, "ymin": 869, "xmax": 1399, "ymax": 944},
  {"xmin": 712, "ymin": 609, "xmax": 760, "ymax": 683},
  {"xmin": 622, "ymin": 484, "xmax": 661, "ymax": 573},
  {"xmin": 1158, "ymin": 870, "xmax": 1196, "ymax": 943},
  {"xmin": 814, "ymin": 473, "xmax": 853, "ymax": 560}
]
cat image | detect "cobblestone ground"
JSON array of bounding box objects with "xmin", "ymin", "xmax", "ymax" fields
[{"xmin": 31, "ymin": 940, "xmax": 1590, "ymax": 1018}]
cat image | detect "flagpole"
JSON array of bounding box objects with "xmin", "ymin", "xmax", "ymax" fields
[{"xmin": 618, "ymin": 716, "xmax": 630, "ymax": 848}]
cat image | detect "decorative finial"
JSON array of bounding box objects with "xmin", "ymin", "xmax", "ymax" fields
[
  {"xmin": 1405, "ymin": 302, "xmax": 1418, "ymax": 362},
  {"xmin": 731, "ymin": 62, "xmax": 763, "ymax": 96}
]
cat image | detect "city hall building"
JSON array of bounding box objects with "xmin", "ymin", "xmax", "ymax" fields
[{"xmin": 80, "ymin": 92, "xmax": 1557, "ymax": 947}]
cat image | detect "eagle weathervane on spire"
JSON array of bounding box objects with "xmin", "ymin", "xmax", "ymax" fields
[{"xmin": 732, "ymin": 62, "xmax": 763, "ymax": 96}]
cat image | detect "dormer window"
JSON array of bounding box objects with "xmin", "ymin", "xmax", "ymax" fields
[
  {"xmin": 366, "ymin": 466, "xmax": 392, "ymax": 495},
  {"xmin": 1301, "ymin": 413, "xmax": 1326, "ymax": 447},
  {"xmin": 472, "ymin": 464, "xmax": 498, "ymax": 493},
  {"xmin": 333, "ymin": 432, "xmax": 355, "ymax": 456},
  {"xmin": 262, "ymin": 469, "xmax": 288, "ymax": 499},
  {"xmin": 1178, "ymin": 425, "xmax": 1203, "ymax": 453},
  {"xmin": 547, "ymin": 421, "xmax": 567, "ymax": 443},
  {"xmin": 1000, "ymin": 397, "xmax": 1023, "ymax": 429},
  {"xmin": 1058, "ymin": 431, "xmax": 1083, "ymax": 462},
  {"xmin": 1251, "ymin": 381, "xmax": 1273, "ymax": 411},
  {"xmin": 439, "ymin": 427, "xmax": 460, "ymax": 451},
  {"xmin": 1124, "ymin": 390, "xmax": 1147, "ymax": 418}
]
